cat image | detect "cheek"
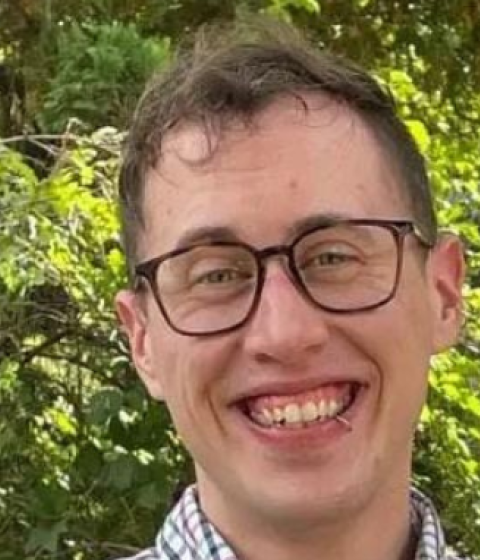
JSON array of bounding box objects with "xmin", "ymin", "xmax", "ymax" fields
[
  {"xmin": 344, "ymin": 277, "xmax": 434, "ymax": 377},
  {"xmin": 150, "ymin": 328, "xmax": 238, "ymax": 417},
  {"xmin": 372, "ymin": 262, "xmax": 436, "ymax": 357},
  {"xmin": 151, "ymin": 334, "xmax": 241, "ymax": 464},
  {"xmin": 357, "ymin": 292, "xmax": 433, "ymax": 417}
]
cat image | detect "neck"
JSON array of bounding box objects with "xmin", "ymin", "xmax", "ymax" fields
[{"xmin": 198, "ymin": 479, "xmax": 417, "ymax": 560}]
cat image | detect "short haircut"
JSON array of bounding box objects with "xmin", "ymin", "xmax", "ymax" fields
[{"xmin": 119, "ymin": 19, "xmax": 436, "ymax": 280}]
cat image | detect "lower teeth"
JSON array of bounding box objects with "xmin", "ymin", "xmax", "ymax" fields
[
  {"xmin": 274, "ymin": 414, "xmax": 339, "ymax": 429},
  {"xmin": 250, "ymin": 412, "xmax": 342, "ymax": 429}
]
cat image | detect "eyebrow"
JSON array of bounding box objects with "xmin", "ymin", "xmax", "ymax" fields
[
  {"xmin": 173, "ymin": 212, "xmax": 356, "ymax": 251},
  {"xmin": 286, "ymin": 212, "xmax": 357, "ymax": 238},
  {"xmin": 174, "ymin": 226, "xmax": 241, "ymax": 249}
]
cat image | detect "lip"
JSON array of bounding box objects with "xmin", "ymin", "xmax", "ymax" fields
[{"xmin": 231, "ymin": 375, "xmax": 369, "ymax": 403}]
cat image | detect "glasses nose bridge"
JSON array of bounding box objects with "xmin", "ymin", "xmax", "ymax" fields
[
  {"xmin": 252, "ymin": 242, "xmax": 315, "ymax": 318},
  {"xmin": 256, "ymin": 243, "xmax": 295, "ymax": 272},
  {"xmin": 255, "ymin": 243, "xmax": 302, "ymax": 295}
]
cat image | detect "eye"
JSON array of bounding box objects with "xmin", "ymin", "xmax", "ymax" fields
[
  {"xmin": 303, "ymin": 244, "xmax": 360, "ymax": 269},
  {"xmin": 312, "ymin": 251, "xmax": 354, "ymax": 266},
  {"xmin": 187, "ymin": 255, "xmax": 255, "ymax": 289},
  {"xmin": 193, "ymin": 267, "xmax": 248, "ymax": 285}
]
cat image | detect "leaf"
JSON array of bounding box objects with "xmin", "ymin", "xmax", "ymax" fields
[
  {"xmin": 26, "ymin": 520, "xmax": 67, "ymax": 553},
  {"xmin": 406, "ymin": 119, "xmax": 431, "ymax": 152},
  {"xmin": 465, "ymin": 395, "xmax": 480, "ymax": 417},
  {"xmin": 103, "ymin": 454, "xmax": 137, "ymax": 490},
  {"xmin": 88, "ymin": 388, "xmax": 124, "ymax": 425}
]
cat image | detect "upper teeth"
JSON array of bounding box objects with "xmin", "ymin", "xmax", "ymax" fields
[{"xmin": 251, "ymin": 398, "xmax": 345, "ymax": 427}]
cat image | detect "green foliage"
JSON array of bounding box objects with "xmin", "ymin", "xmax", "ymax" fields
[
  {"xmin": 0, "ymin": 131, "xmax": 188, "ymax": 558},
  {"xmin": 416, "ymin": 351, "xmax": 480, "ymax": 558},
  {"xmin": 265, "ymin": 0, "xmax": 321, "ymax": 20},
  {"xmin": 1, "ymin": 1, "xmax": 479, "ymax": 559},
  {"xmin": 40, "ymin": 22, "xmax": 170, "ymax": 131},
  {"xmin": 378, "ymin": 59, "xmax": 480, "ymax": 560}
]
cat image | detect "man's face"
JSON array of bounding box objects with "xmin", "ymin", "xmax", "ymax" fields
[{"xmin": 116, "ymin": 96, "xmax": 463, "ymax": 530}]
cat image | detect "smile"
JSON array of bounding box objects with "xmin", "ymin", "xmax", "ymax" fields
[{"xmin": 242, "ymin": 382, "xmax": 360, "ymax": 430}]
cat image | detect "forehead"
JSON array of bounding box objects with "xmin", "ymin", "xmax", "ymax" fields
[{"xmin": 140, "ymin": 95, "xmax": 409, "ymax": 256}]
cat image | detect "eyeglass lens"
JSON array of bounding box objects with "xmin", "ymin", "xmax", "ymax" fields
[{"xmin": 153, "ymin": 223, "xmax": 400, "ymax": 334}]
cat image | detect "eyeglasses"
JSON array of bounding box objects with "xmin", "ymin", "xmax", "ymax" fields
[{"xmin": 134, "ymin": 219, "xmax": 433, "ymax": 337}]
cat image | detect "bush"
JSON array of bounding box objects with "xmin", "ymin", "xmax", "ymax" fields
[{"xmin": 40, "ymin": 22, "xmax": 170, "ymax": 132}]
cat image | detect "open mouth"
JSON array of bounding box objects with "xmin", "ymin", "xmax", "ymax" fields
[{"xmin": 240, "ymin": 382, "xmax": 361, "ymax": 430}]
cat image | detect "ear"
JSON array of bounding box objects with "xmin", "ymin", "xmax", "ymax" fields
[
  {"xmin": 115, "ymin": 289, "xmax": 165, "ymax": 400},
  {"xmin": 428, "ymin": 234, "xmax": 465, "ymax": 353}
]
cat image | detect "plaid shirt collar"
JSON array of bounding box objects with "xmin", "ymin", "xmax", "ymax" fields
[{"xmin": 123, "ymin": 486, "xmax": 462, "ymax": 560}]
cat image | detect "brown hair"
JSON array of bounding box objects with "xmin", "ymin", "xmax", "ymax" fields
[{"xmin": 119, "ymin": 19, "xmax": 436, "ymax": 280}]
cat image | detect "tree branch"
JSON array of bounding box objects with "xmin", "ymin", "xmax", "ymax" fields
[{"xmin": 19, "ymin": 329, "xmax": 72, "ymax": 365}]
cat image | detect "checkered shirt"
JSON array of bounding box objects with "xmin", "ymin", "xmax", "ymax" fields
[{"xmin": 114, "ymin": 486, "xmax": 465, "ymax": 560}]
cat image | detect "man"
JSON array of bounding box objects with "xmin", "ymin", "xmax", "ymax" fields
[{"xmin": 115, "ymin": 20, "xmax": 465, "ymax": 560}]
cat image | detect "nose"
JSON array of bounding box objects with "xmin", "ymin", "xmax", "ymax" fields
[{"xmin": 242, "ymin": 262, "xmax": 330, "ymax": 366}]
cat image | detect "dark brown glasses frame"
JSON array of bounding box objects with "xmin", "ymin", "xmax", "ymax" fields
[{"xmin": 135, "ymin": 219, "xmax": 433, "ymax": 337}]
